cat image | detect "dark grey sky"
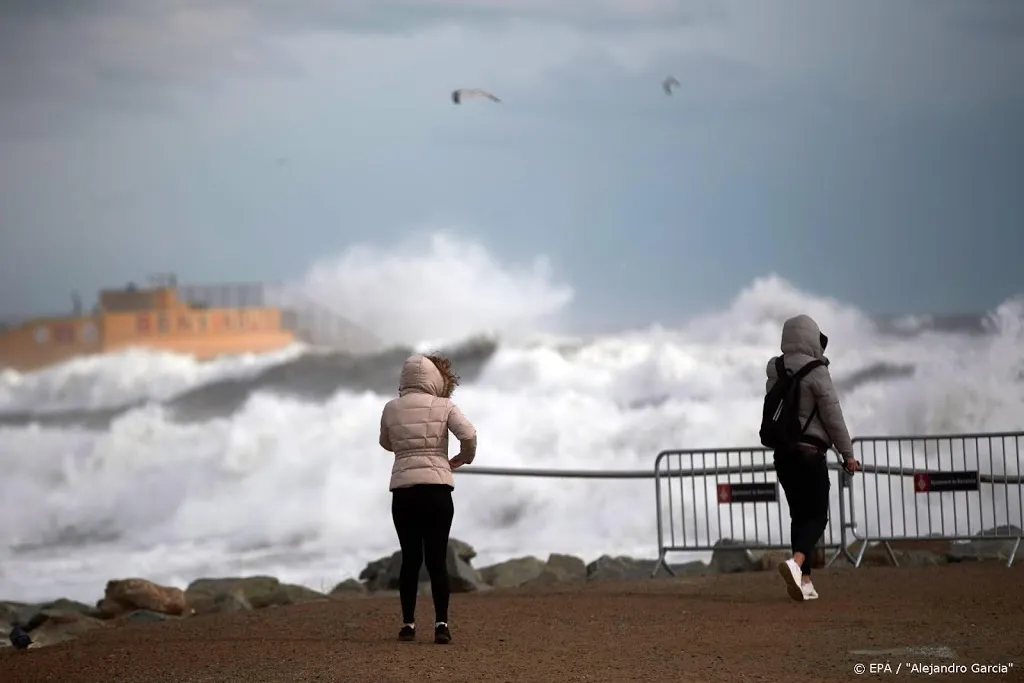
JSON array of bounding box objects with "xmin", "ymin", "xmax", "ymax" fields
[{"xmin": 2, "ymin": 0, "xmax": 1022, "ymax": 329}]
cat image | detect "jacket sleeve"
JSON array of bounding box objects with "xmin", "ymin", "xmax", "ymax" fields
[
  {"xmin": 447, "ymin": 403, "xmax": 478, "ymax": 464},
  {"xmin": 379, "ymin": 411, "xmax": 393, "ymax": 452},
  {"xmin": 765, "ymin": 356, "xmax": 779, "ymax": 393},
  {"xmin": 807, "ymin": 365, "xmax": 854, "ymax": 458}
]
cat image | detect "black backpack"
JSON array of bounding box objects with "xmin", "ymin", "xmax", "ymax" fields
[{"xmin": 759, "ymin": 356, "xmax": 825, "ymax": 450}]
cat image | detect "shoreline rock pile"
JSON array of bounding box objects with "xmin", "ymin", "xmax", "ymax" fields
[{"xmin": 2, "ymin": 527, "xmax": 1018, "ymax": 650}]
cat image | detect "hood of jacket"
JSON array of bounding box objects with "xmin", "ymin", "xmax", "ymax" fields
[
  {"xmin": 398, "ymin": 354, "xmax": 445, "ymax": 397},
  {"xmin": 780, "ymin": 314, "xmax": 829, "ymax": 361}
]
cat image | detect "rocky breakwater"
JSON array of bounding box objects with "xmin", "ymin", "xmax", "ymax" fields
[
  {"xmin": 2, "ymin": 526, "xmax": 1018, "ymax": 651},
  {"xmin": 0, "ymin": 575, "xmax": 335, "ymax": 651}
]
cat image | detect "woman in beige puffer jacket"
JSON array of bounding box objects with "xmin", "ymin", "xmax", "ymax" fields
[{"xmin": 379, "ymin": 353, "xmax": 477, "ymax": 645}]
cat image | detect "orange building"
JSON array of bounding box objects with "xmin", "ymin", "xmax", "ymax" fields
[{"xmin": 0, "ymin": 283, "xmax": 297, "ymax": 373}]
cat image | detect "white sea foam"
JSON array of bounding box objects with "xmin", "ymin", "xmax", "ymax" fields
[
  {"xmin": 0, "ymin": 345, "xmax": 307, "ymax": 415},
  {"xmin": 0, "ymin": 232, "xmax": 1020, "ymax": 603}
]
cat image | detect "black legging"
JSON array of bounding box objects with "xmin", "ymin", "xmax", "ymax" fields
[
  {"xmin": 774, "ymin": 450, "xmax": 830, "ymax": 576},
  {"xmin": 391, "ymin": 483, "xmax": 455, "ymax": 624}
]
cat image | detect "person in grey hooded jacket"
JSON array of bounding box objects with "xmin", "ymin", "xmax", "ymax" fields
[{"xmin": 766, "ymin": 314, "xmax": 859, "ymax": 601}]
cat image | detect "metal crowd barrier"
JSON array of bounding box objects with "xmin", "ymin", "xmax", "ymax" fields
[
  {"xmin": 650, "ymin": 447, "xmax": 853, "ymax": 577},
  {"xmin": 849, "ymin": 431, "xmax": 1023, "ymax": 568},
  {"xmin": 651, "ymin": 432, "xmax": 1024, "ymax": 575},
  {"xmin": 455, "ymin": 431, "xmax": 1023, "ymax": 576}
]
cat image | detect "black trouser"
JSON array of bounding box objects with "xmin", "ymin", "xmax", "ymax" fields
[
  {"xmin": 773, "ymin": 449, "xmax": 830, "ymax": 576},
  {"xmin": 391, "ymin": 483, "xmax": 455, "ymax": 624}
]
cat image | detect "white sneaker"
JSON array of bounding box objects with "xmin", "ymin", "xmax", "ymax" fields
[
  {"xmin": 777, "ymin": 559, "xmax": 805, "ymax": 602},
  {"xmin": 801, "ymin": 582, "xmax": 819, "ymax": 600}
]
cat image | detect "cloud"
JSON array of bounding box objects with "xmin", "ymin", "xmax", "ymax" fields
[
  {"xmin": 0, "ymin": 0, "xmax": 714, "ymax": 127},
  {"xmin": 5, "ymin": 0, "xmax": 1022, "ymax": 168},
  {"xmin": 1, "ymin": 1, "xmax": 735, "ymax": 148},
  {"xmin": 1, "ymin": 0, "xmax": 1022, "ymax": 319},
  {"xmin": 1, "ymin": 2, "xmax": 290, "ymax": 135},
  {"xmin": 4, "ymin": 0, "xmax": 1021, "ymax": 140},
  {"xmin": 237, "ymin": 0, "xmax": 718, "ymax": 32}
]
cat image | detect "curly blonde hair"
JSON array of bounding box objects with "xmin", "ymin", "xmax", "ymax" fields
[{"xmin": 425, "ymin": 354, "xmax": 461, "ymax": 398}]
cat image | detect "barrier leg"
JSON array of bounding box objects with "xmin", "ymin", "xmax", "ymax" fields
[
  {"xmin": 852, "ymin": 538, "xmax": 868, "ymax": 568},
  {"xmin": 650, "ymin": 550, "xmax": 675, "ymax": 578},
  {"xmin": 881, "ymin": 541, "xmax": 900, "ymax": 567},
  {"xmin": 825, "ymin": 543, "xmax": 855, "ymax": 568},
  {"xmin": 826, "ymin": 476, "xmax": 855, "ymax": 568},
  {"xmin": 827, "ymin": 466, "xmax": 860, "ymax": 569},
  {"xmin": 1007, "ymin": 537, "xmax": 1021, "ymax": 569}
]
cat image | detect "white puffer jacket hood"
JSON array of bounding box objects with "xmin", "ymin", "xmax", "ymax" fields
[
  {"xmin": 399, "ymin": 354, "xmax": 446, "ymax": 397},
  {"xmin": 379, "ymin": 354, "xmax": 478, "ymax": 490}
]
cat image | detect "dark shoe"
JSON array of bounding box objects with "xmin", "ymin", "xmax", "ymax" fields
[
  {"xmin": 398, "ymin": 625, "xmax": 416, "ymax": 642},
  {"xmin": 434, "ymin": 623, "xmax": 451, "ymax": 645}
]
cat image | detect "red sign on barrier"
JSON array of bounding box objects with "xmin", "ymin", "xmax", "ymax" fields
[
  {"xmin": 914, "ymin": 471, "xmax": 979, "ymax": 493},
  {"xmin": 717, "ymin": 482, "xmax": 777, "ymax": 504},
  {"xmin": 717, "ymin": 483, "xmax": 732, "ymax": 503}
]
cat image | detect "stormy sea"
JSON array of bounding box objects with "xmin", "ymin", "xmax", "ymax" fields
[{"xmin": 1, "ymin": 241, "xmax": 1021, "ymax": 603}]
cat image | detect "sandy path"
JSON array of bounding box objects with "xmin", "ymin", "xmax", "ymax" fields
[{"xmin": 2, "ymin": 562, "xmax": 1022, "ymax": 683}]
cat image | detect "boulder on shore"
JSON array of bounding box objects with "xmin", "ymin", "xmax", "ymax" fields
[
  {"xmin": 587, "ymin": 555, "xmax": 657, "ymax": 581},
  {"xmin": 0, "ymin": 599, "xmax": 110, "ymax": 649},
  {"xmin": 97, "ymin": 578, "xmax": 189, "ymax": 619},
  {"xmin": 359, "ymin": 537, "xmax": 487, "ymax": 593},
  {"xmin": 479, "ymin": 556, "xmax": 546, "ymax": 588},
  {"xmin": 587, "ymin": 555, "xmax": 709, "ymax": 580},
  {"xmin": 4, "ymin": 528, "xmax": 1020, "ymax": 650},
  {"xmin": 185, "ymin": 576, "xmax": 327, "ymax": 616},
  {"xmin": 947, "ymin": 525, "xmax": 1022, "ymax": 563},
  {"xmin": 329, "ymin": 579, "xmax": 368, "ymax": 597},
  {"xmin": 1, "ymin": 598, "xmax": 97, "ymax": 629},
  {"xmin": 523, "ymin": 553, "xmax": 588, "ymax": 587},
  {"xmin": 709, "ymin": 538, "xmax": 759, "ymax": 573},
  {"xmin": 22, "ymin": 609, "xmax": 110, "ymax": 648},
  {"xmin": 843, "ymin": 526, "xmax": 1023, "ymax": 567}
]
